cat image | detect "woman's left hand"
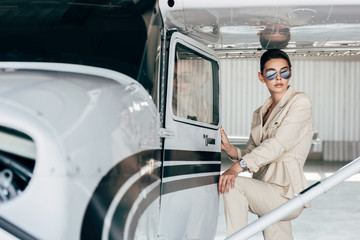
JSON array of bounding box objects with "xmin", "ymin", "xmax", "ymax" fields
[
  {"xmin": 220, "ymin": 127, "xmax": 238, "ymax": 159},
  {"xmin": 218, "ymin": 162, "xmax": 242, "ymax": 194}
]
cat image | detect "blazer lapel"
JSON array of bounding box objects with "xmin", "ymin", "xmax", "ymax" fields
[
  {"xmin": 265, "ymin": 85, "xmax": 296, "ymax": 126},
  {"xmin": 251, "ymin": 97, "xmax": 272, "ymax": 146},
  {"xmin": 251, "ymin": 109, "xmax": 262, "ymax": 146},
  {"xmin": 277, "ymin": 85, "xmax": 296, "ymax": 109},
  {"xmin": 251, "ymin": 85, "xmax": 296, "ymax": 145}
]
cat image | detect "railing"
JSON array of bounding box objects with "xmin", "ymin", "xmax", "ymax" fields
[
  {"xmin": 228, "ymin": 136, "xmax": 249, "ymax": 146},
  {"xmin": 225, "ymin": 156, "xmax": 360, "ymax": 240},
  {"xmin": 229, "ymin": 131, "xmax": 321, "ymax": 152}
]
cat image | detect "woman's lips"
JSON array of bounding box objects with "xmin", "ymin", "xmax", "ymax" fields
[{"xmin": 275, "ymin": 83, "xmax": 284, "ymax": 88}]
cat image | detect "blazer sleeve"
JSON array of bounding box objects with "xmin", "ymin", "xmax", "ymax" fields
[
  {"xmin": 239, "ymin": 134, "xmax": 257, "ymax": 159},
  {"xmin": 228, "ymin": 134, "xmax": 257, "ymax": 163},
  {"xmin": 243, "ymin": 94, "xmax": 313, "ymax": 173}
]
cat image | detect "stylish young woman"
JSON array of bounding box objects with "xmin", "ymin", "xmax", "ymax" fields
[{"xmin": 219, "ymin": 49, "xmax": 314, "ymax": 239}]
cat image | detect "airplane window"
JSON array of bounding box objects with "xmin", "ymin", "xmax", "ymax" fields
[
  {"xmin": 0, "ymin": 126, "xmax": 35, "ymax": 203},
  {"xmin": 172, "ymin": 44, "xmax": 219, "ymax": 125}
]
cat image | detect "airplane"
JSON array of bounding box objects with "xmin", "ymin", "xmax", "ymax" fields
[{"xmin": 0, "ymin": 0, "xmax": 359, "ymax": 239}]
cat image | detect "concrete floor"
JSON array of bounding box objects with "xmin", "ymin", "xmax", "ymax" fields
[{"xmin": 215, "ymin": 157, "xmax": 360, "ymax": 240}]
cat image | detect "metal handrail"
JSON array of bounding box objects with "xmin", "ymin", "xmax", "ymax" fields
[
  {"xmin": 225, "ymin": 156, "xmax": 360, "ymax": 240},
  {"xmin": 229, "ymin": 136, "xmax": 321, "ymax": 145},
  {"xmin": 229, "ymin": 131, "xmax": 321, "ymax": 152},
  {"xmin": 228, "ymin": 136, "xmax": 249, "ymax": 145}
]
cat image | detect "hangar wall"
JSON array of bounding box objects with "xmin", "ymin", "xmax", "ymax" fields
[{"xmin": 220, "ymin": 56, "xmax": 360, "ymax": 161}]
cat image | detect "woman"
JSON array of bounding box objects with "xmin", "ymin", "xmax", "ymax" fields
[{"xmin": 219, "ymin": 49, "xmax": 313, "ymax": 239}]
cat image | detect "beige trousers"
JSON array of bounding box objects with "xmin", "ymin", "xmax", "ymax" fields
[{"xmin": 223, "ymin": 176, "xmax": 303, "ymax": 240}]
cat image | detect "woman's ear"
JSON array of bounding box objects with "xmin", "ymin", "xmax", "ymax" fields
[{"xmin": 258, "ymin": 72, "xmax": 265, "ymax": 83}]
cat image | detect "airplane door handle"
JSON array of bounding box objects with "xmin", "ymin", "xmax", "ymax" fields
[
  {"xmin": 159, "ymin": 128, "xmax": 175, "ymax": 139},
  {"xmin": 203, "ymin": 134, "xmax": 215, "ymax": 146}
]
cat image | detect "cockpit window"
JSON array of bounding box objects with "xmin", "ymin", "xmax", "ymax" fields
[
  {"xmin": 172, "ymin": 44, "xmax": 219, "ymax": 125},
  {"xmin": 0, "ymin": 126, "xmax": 35, "ymax": 203},
  {"xmin": 0, "ymin": 0, "xmax": 153, "ymax": 80}
]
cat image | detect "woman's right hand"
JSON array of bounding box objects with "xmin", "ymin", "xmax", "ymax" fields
[
  {"xmin": 218, "ymin": 162, "xmax": 242, "ymax": 194},
  {"xmin": 220, "ymin": 127, "xmax": 238, "ymax": 159}
]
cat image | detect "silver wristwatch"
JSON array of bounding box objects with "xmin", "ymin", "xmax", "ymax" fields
[{"xmin": 239, "ymin": 159, "xmax": 247, "ymax": 172}]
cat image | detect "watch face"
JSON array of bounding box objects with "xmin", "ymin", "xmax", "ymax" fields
[{"xmin": 240, "ymin": 160, "xmax": 247, "ymax": 167}]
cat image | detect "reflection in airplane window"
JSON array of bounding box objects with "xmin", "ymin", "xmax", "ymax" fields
[
  {"xmin": 172, "ymin": 45, "xmax": 218, "ymax": 125},
  {"xmin": 259, "ymin": 25, "xmax": 291, "ymax": 49}
]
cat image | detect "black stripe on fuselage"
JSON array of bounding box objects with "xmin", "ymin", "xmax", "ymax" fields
[
  {"xmin": 162, "ymin": 174, "xmax": 219, "ymax": 195},
  {"xmin": 80, "ymin": 149, "xmax": 161, "ymax": 240},
  {"xmin": 161, "ymin": 149, "xmax": 220, "ymax": 196},
  {"xmin": 109, "ymin": 172, "xmax": 160, "ymax": 240},
  {"xmin": 126, "ymin": 150, "xmax": 220, "ymax": 239},
  {"xmin": 128, "ymin": 182, "xmax": 160, "ymax": 239},
  {"xmin": 81, "ymin": 149, "xmax": 220, "ymax": 240},
  {"xmin": 163, "ymin": 149, "xmax": 221, "ymax": 178},
  {"xmin": 163, "ymin": 164, "xmax": 220, "ymax": 178},
  {"xmin": 164, "ymin": 150, "xmax": 220, "ymax": 161},
  {"xmin": 121, "ymin": 182, "xmax": 161, "ymax": 240},
  {"xmin": 0, "ymin": 216, "xmax": 38, "ymax": 240}
]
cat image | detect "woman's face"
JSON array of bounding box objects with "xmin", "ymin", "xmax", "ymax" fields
[{"xmin": 258, "ymin": 58, "xmax": 291, "ymax": 95}]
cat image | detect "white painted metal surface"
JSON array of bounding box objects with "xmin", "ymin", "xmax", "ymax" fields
[
  {"xmin": 164, "ymin": 32, "xmax": 220, "ymax": 151},
  {"xmin": 158, "ymin": 32, "xmax": 221, "ymax": 240},
  {"xmin": 0, "ymin": 63, "xmax": 161, "ymax": 239},
  {"xmin": 0, "ymin": 1, "xmax": 359, "ymax": 239},
  {"xmin": 162, "ymin": 0, "xmax": 360, "ymax": 9},
  {"xmin": 159, "ymin": 0, "xmax": 360, "ymax": 51}
]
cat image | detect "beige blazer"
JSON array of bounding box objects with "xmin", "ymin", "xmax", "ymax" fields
[{"xmin": 237, "ymin": 86, "xmax": 314, "ymax": 200}]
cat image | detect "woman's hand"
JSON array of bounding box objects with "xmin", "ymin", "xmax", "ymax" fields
[
  {"xmin": 218, "ymin": 162, "xmax": 242, "ymax": 194},
  {"xmin": 220, "ymin": 127, "xmax": 238, "ymax": 159}
]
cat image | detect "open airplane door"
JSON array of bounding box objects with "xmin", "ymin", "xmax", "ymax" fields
[{"xmin": 158, "ymin": 32, "xmax": 221, "ymax": 239}]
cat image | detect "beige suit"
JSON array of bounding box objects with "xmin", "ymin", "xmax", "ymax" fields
[{"xmin": 224, "ymin": 86, "xmax": 313, "ymax": 239}]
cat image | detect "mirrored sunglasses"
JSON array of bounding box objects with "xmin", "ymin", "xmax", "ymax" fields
[
  {"xmin": 264, "ymin": 28, "xmax": 290, "ymax": 35},
  {"xmin": 265, "ymin": 70, "xmax": 291, "ymax": 80}
]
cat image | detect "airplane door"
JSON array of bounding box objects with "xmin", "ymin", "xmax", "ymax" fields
[{"xmin": 158, "ymin": 32, "xmax": 221, "ymax": 239}]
